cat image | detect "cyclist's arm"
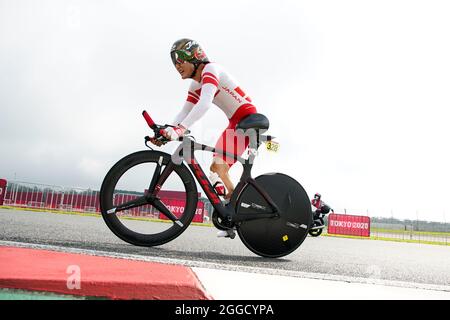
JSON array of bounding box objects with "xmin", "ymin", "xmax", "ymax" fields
[
  {"xmin": 179, "ymin": 65, "xmax": 220, "ymax": 129},
  {"xmin": 312, "ymin": 199, "xmax": 320, "ymax": 209},
  {"xmin": 170, "ymin": 81, "xmax": 199, "ymax": 126},
  {"xmin": 170, "ymin": 100, "xmax": 194, "ymax": 126}
]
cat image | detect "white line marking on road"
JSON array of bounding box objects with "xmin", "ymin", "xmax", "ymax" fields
[{"xmin": 192, "ymin": 267, "xmax": 450, "ymax": 300}]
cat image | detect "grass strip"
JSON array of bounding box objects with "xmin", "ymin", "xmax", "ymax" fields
[{"xmin": 323, "ymin": 233, "xmax": 449, "ymax": 246}]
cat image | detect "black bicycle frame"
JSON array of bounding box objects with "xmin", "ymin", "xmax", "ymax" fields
[
  {"xmin": 152, "ymin": 133, "xmax": 282, "ymax": 224},
  {"xmin": 110, "ymin": 133, "xmax": 281, "ymax": 226}
]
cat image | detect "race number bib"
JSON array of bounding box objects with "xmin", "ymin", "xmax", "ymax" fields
[{"xmin": 265, "ymin": 141, "xmax": 279, "ymax": 152}]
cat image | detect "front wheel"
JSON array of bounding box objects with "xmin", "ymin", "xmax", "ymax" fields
[
  {"xmin": 99, "ymin": 150, "xmax": 199, "ymax": 247},
  {"xmin": 309, "ymin": 228, "xmax": 323, "ymax": 237},
  {"xmin": 236, "ymin": 173, "xmax": 312, "ymax": 258},
  {"xmin": 309, "ymin": 218, "xmax": 324, "ymax": 237}
]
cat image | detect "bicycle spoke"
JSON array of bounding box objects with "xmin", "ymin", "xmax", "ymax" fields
[
  {"xmin": 152, "ymin": 199, "xmax": 184, "ymax": 227},
  {"xmin": 106, "ymin": 196, "xmax": 148, "ymax": 214}
]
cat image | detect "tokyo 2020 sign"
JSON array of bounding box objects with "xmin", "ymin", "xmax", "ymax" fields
[{"xmin": 328, "ymin": 213, "xmax": 371, "ymax": 237}]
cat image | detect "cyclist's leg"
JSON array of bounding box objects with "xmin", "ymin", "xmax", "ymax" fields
[
  {"xmin": 211, "ymin": 126, "xmax": 249, "ymax": 199},
  {"xmin": 313, "ymin": 209, "xmax": 320, "ymax": 220},
  {"xmin": 210, "ymin": 158, "xmax": 234, "ymax": 198},
  {"xmin": 212, "ymin": 105, "xmax": 257, "ymax": 198}
]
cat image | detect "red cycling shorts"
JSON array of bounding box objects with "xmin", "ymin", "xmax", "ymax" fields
[{"xmin": 213, "ymin": 104, "xmax": 257, "ymax": 167}]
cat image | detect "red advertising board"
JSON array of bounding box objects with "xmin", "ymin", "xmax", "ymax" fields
[
  {"xmin": 158, "ymin": 198, "xmax": 205, "ymax": 223},
  {"xmin": 327, "ymin": 213, "xmax": 370, "ymax": 237},
  {"xmin": 0, "ymin": 179, "xmax": 6, "ymax": 206},
  {"xmin": 145, "ymin": 190, "xmax": 204, "ymax": 223}
]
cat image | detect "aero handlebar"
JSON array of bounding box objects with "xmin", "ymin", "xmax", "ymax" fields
[
  {"xmin": 142, "ymin": 110, "xmax": 157, "ymax": 130},
  {"xmin": 142, "ymin": 110, "xmax": 190, "ymax": 142},
  {"xmin": 142, "ymin": 110, "xmax": 179, "ymax": 145}
]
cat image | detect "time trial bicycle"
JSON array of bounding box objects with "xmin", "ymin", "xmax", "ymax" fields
[{"xmin": 99, "ymin": 110, "xmax": 312, "ymax": 258}]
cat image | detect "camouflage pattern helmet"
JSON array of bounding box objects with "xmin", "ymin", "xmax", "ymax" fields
[{"xmin": 170, "ymin": 38, "xmax": 209, "ymax": 66}]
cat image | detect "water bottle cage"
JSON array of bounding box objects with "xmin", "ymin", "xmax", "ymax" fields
[{"xmin": 213, "ymin": 181, "xmax": 226, "ymax": 196}]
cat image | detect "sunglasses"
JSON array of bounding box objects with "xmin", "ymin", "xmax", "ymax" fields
[{"xmin": 171, "ymin": 50, "xmax": 193, "ymax": 65}]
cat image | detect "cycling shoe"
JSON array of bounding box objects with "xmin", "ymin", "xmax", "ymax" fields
[{"xmin": 217, "ymin": 229, "xmax": 236, "ymax": 239}]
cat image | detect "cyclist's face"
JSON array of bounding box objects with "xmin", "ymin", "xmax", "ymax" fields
[{"xmin": 175, "ymin": 61, "xmax": 194, "ymax": 79}]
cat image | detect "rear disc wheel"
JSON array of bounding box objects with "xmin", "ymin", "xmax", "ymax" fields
[{"xmin": 236, "ymin": 173, "xmax": 312, "ymax": 258}]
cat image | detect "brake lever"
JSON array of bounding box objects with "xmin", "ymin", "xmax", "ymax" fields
[{"xmin": 144, "ymin": 136, "xmax": 154, "ymax": 150}]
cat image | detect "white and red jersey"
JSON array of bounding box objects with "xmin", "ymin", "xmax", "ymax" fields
[{"xmin": 171, "ymin": 63, "xmax": 256, "ymax": 129}]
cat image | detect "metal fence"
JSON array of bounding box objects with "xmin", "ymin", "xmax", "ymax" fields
[
  {"xmin": 369, "ymin": 227, "xmax": 449, "ymax": 245},
  {"xmin": 1, "ymin": 180, "xmax": 208, "ymax": 222},
  {"xmin": 323, "ymin": 209, "xmax": 450, "ymax": 245},
  {"xmin": 3, "ymin": 181, "xmax": 100, "ymax": 213}
]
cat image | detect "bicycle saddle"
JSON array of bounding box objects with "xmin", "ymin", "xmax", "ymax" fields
[{"xmin": 236, "ymin": 113, "xmax": 270, "ymax": 131}]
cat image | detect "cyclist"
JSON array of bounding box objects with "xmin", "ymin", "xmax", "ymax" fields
[
  {"xmin": 151, "ymin": 38, "xmax": 259, "ymax": 203},
  {"xmin": 311, "ymin": 193, "xmax": 323, "ymax": 211},
  {"xmin": 311, "ymin": 193, "xmax": 333, "ymax": 218}
]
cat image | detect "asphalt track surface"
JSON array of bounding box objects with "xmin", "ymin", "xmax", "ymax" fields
[{"xmin": 1, "ymin": 208, "xmax": 449, "ymax": 290}]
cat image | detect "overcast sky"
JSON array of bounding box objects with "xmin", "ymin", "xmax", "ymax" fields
[{"xmin": 1, "ymin": 0, "xmax": 449, "ymax": 222}]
